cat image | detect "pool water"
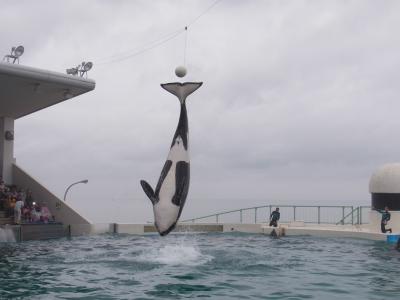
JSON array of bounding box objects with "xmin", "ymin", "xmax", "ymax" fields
[{"xmin": 1, "ymin": 232, "xmax": 400, "ymax": 299}]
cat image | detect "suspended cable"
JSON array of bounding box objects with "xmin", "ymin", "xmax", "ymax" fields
[
  {"xmin": 181, "ymin": 0, "xmax": 222, "ymax": 67},
  {"xmin": 95, "ymin": 0, "xmax": 223, "ymax": 66},
  {"xmin": 183, "ymin": 26, "xmax": 188, "ymax": 67},
  {"xmin": 96, "ymin": 28, "xmax": 185, "ymax": 64},
  {"xmin": 187, "ymin": 0, "xmax": 223, "ymax": 27},
  {"xmin": 97, "ymin": 29, "xmax": 185, "ymax": 66}
]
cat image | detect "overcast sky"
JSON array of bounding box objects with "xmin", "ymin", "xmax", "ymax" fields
[{"xmin": 1, "ymin": 0, "xmax": 400, "ymax": 223}]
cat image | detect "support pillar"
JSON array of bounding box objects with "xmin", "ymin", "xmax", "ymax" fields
[{"xmin": 0, "ymin": 117, "xmax": 15, "ymax": 184}]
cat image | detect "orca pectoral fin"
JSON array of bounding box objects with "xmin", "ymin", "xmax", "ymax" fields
[
  {"xmin": 140, "ymin": 180, "xmax": 157, "ymax": 205},
  {"xmin": 172, "ymin": 161, "xmax": 190, "ymax": 207}
]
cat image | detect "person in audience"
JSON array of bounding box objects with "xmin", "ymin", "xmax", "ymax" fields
[
  {"xmin": 18, "ymin": 189, "xmax": 26, "ymax": 203},
  {"xmin": 31, "ymin": 204, "xmax": 42, "ymax": 222},
  {"xmin": 0, "ymin": 185, "xmax": 55, "ymax": 225},
  {"xmin": 40, "ymin": 203, "xmax": 52, "ymax": 223},
  {"xmin": 22, "ymin": 204, "xmax": 31, "ymax": 223},
  {"xmin": 0, "ymin": 180, "xmax": 8, "ymax": 210},
  {"xmin": 14, "ymin": 196, "xmax": 24, "ymax": 224},
  {"xmin": 9, "ymin": 185, "xmax": 18, "ymax": 200},
  {"xmin": 0, "ymin": 193, "xmax": 4, "ymax": 211},
  {"xmin": 25, "ymin": 190, "xmax": 34, "ymax": 207},
  {"xmin": 0, "ymin": 179, "xmax": 6, "ymax": 193},
  {"xmin": 5, "ymin": 195, "xmax": 16, "ymax": 217}
]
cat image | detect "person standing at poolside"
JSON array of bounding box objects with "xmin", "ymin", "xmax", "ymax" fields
[
  {"xmin": 377, "ymin": 206, "xmax": 392, "ymax": 233},
  {"xmin": 269, "ymin": 207, "xmax": 280, "ymax": 227}
]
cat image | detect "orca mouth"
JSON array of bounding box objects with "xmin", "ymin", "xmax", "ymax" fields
[{"xmin": 158, "ymin": 222, "xmax": 177, "ymax": 236}]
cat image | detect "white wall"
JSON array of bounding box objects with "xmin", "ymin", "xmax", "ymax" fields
[
  {"xmin": 13, "ymin": 164, "xmax": 90, "ymax": 225},
  {"xmin": 0, "ymin": 117, "xmax": 14, "ymax": 184},
  {"xmin": 369, "ymin": 210, "xmax": 400, "ymax": 233}
]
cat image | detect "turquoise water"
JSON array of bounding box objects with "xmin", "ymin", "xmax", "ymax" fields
[{"xmin": 1, "ymin": 233, "xmax": 400, "ymax": 299}]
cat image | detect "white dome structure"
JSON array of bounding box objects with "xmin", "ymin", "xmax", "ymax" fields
[
  {"xmin": 369, "ymin": 163, "xmax": 400, "ymax": 210},
  {"xmin": 369, "ymin": 163, "xmax": 400, "ymax": 193}
]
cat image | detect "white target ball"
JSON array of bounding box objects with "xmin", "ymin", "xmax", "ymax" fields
[{"xmin": 175, "ymin": 66, "xmax": 187, "ymax": 78}]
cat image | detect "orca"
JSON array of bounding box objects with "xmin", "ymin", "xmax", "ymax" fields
[{"xmin": 140, "ymin": 82, "xmax": 203, "ymax": 236}]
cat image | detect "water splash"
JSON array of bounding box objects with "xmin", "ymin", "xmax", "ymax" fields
[
  {"xmin": 0, "ymin": 226, "xmax": 16, "ymax": 243},
  {"xmin": 137, "ymin": 235, "xmax": 213, "ymax": 266}
]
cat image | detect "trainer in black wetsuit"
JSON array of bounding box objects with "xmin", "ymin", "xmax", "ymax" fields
[
  {"xmin": 378, "ymin": 206, "xmax": 392, "ymax": 234},
  {"xmin": 269, "ymin": 208, "xmax": 280, "ymax": 227}
]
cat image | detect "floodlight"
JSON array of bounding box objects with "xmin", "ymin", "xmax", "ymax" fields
[
  {"xmin": 13, "ymin": 46, "xmax": 24, "ymax": 57},
  {"xmin": 63, "ymin": 179, "xmax": 89, "ymax": 202},
  {"xmin": 79, "ymin": 61, "xmax": 93, "ymax": 77},
  {"xmin": 66, "ymin": 67, "xmax": 79, "ymax": 76},
  {"xmin": 83, "ymin": 62, "xmax": 92, "ymax": 72},
  {"xmin": 2, "ymin": 45, "xmax": 24, "ymax": 64},
  {"xmin": 66, "ymin": 61, "xmax": 93, "ymax": 77}
]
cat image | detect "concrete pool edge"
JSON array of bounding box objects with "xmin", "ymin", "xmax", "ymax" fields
[
  {"xmin": 70, "ymin": 223, "xmax": 388, "ymax": 241},
  {"xmin": 2, "ymin": 222, "xmax": 389, "ymax": 242}
]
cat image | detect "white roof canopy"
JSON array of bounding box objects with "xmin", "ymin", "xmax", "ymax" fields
[{"xmin": 0, "ymin": 62, "xmax": 95, "ymax": 119}]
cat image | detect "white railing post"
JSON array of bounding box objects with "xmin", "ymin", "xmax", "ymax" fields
[
  {"xmin": 342, "ymin": 206, "xmax": 345, "ymax": 225},
  {"xmin": 351, "ymin": 206, "xmax": 354, "ymax": 225}
]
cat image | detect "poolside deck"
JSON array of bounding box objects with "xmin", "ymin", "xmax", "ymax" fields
[
  {"xmin": 1, "ymin": 223, "xmax": 68, "ymax": 242},
  {"xmin": 101, "ymin": 222, "xmax": 389, "ymax": 241},
  {"xmin": 2, "ymin": 222, "xmax": 391, "ymax": 242}
]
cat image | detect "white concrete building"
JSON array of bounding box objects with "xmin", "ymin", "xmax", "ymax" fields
[
  {"xmin": 0, "ymin": 61, "xmax": 95, "ymax": 226},
  {"xmin": 369, "ymin": 163, "xmax": 400, "ymax": 233}
]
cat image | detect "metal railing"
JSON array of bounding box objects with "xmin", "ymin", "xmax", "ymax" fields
[
  {"xmin": 336, "ymin": 206, "xmax": 371, "ymax": 225},
  {"xmin": 181, "ymin": 205, "xmax": 371, "ymax": 225}
]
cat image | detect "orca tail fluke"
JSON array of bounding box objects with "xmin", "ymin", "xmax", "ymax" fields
[
  {"xmin": 161, "ymin": 82, "xmax": 203, "ymax": 104},
  {"xmin": 140, "ymin": 180, "xmax": 157, "ymax": 205}
]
